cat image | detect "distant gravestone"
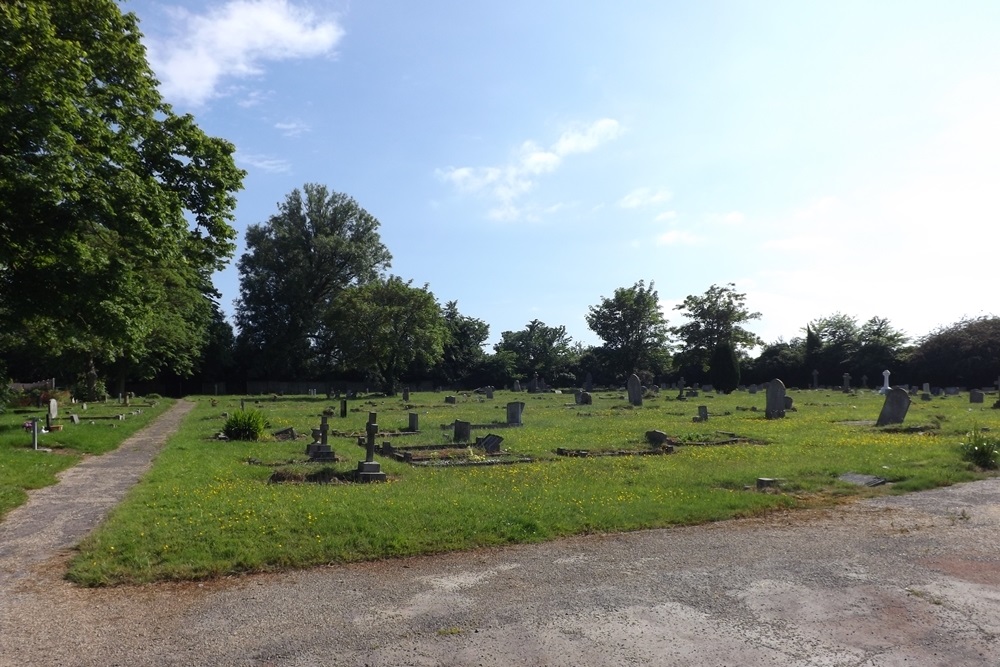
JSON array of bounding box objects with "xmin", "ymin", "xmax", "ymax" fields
[
  {"xmin": 920, "ymin": 393, "xmax": 932, "ymax": 401},
  {"xmin": 485, "ymin": 387, "xmax": 494, "ymax": 400},
  {"xmin": 445, "ymin": 395, "xmax": 457, "ymax": 405},
  {"xmin": 506, "ymin": 401, "xmax": 525, "ymax": 425},
  {"xmin": 48, "ymin": 399, "xmax": 58, "ymax": 420},
  {"xmin": 748, "ymin": 384, "xmax": 758, "ymax": 395},
  {"xmin": 584, "ymin": 373, "xmax": 593, "ymax": 392},
  {"xmin": 946, "ymin": 387, "xmax": 960, "ymax": 396},
  {"xmin": 876, "ymin": 387, "xmax": 911, "ymax": 426},
  {"xmin": 340, "ymin": 399, "xmax": 348, "ymax": 418},
  {"xmin": 970, "ymin": 390, "xmax": 985, "ymax": 404},
  {"xmin": 513, "ymin": 380, "xmax": 521, "ymax": 392},
  {"xmin": 573, "ymin": 390, "xmax": 582, "ymax": 405},
  {"xmin": 580, "ymin": 391, "xmax": 593, "ymax": 405},
  {"xmin": 70, "ymin": 414, "xmax": 80, "ymax": 425},
  {"xmin": 402, "ymin": 387, "xmax": 410, "ymax": 402},
  {"xmin": 527, "ymin": 377, "xmax": 539, "ymax": 393},
  {"xmin": 697, "ymin": 405, "xmax": 709, "ymax": 421},
  {"xmin": 784, "ymin": 396, "xmax": 794, "ymax": 410},
  {"xmin": 408, "ymin": 412, "xmax": 419, "ymax": 432},
  {"xmin": 480, "ymin": 434, "xmax": 503, "ymax": 455},
  {"xmin": 880, "ymin": 370, "xmax": 891, "ymax": 394},
  {"xmin": 627, "ymin": 374, "xmax": 643, "ymax": 406},
  {"xmin": 765, "ymin": 379, "xmax": 786, "ymax": 419},
  {"xmin": 646, "ymin": 430, "xmax": 669, "ymax": 446},
  {"xmin": 923, "ymin": 382, "xmax": 931, "ymax": 393},
  {"xmin": 842, "ymin": 373, "xmax": 851, "ymax": 393}
]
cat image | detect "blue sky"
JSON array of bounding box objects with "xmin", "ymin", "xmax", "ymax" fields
[{"xmin": 124, "ymin": 0, "xmax": 1000, "ymax": 350}]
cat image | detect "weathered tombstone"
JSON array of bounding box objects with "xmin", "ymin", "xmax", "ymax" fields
[
  {"xmin": 748, "ymin": 384, "xmax": 758, "ymax": 395},
  {"xmin": 970, "ymin": 390, "xmax": 985, "ymax": 404},
  {"xmin": 340, "ymin": 398, "xmax": 348, "ymax": 418},
  {"xmin": 481, "ymin": 434, "xmax": 503, "ymax": 455},
  {"xmin": 48, "ymin": 399, "xmax": 58, "ymax": 420},
  {"xmin": 453, "ymin": 420, "xmax": 471, "ymax": 443},
  {"xmin": 506, "ymin": 401, "xmax": 525, "ymax": 425},
  {"xmin": 811, "ymin": 369, "xmax": 819, "ymax": 389},
  {"xmin": 402, "ymin": 387, "xmax": 410, "ymax": 402},
  {"xmin": 368, "ymin": 411, "xmax": 377, "ymax": 425},
  {"xmin": 946, "ymin": 387, "xmax": 960, "ymax": 396},
  {"xmin": 82, "ymin": 403, "xmax": 87, "ymax": 411},
  {"xmin": 70, "ymin": 414, "xmax": 81, "ymax": 425},
  {"xmin": 646, "ymin": 430, "xmax": 669, "ymax": 446},
  {"xmin": 527, "ymin": 377, "xmax": 539, "ymax": 393},
  {"xmin": 513, "ymin": 380, "xmax": 521, "ymax": 392},
  {"xmin": 407, "ymin": 412, "xmax": 419, "ymax": 432},
  {"xmin": 923, "ymin": 382, "xmax": 931, "ymax": 393},
  {"xmin": 842, "ymin": 373, "xmax": 851, "ymax": 393},
  {"xmin": 627, "ymin": 374, "xmax": 643, "ymax": 406},
  {"xmin": 784, "ymin": 396, "xmax": 794, "ymax": 410},
  {"xmin": 876, "ymin": 387, "xmax": 911, "ymax": 426},
  {"xmin": 584, "ymin": 373, "xmax": 593, "ymax": 392},
  {"xmin": 485, "ymin": 386, "xmax": 494, "ymax": 400},
  {"xmin": 920, "ymin": 393, "xmax": 932, "ymax": 401},
  {"xmin": 880, "ymin": 370, "xmax": 891, "ymax": 394},
  {"xmin": 580, "ymin": 391, "xmax": 593, "ymax": 405},
  {"xmin": 573, "ymin": 390, "xmax": 582, "ymax": 405},
  {"xmin": 445, "ymin": 395, "xmax": 457, "ymax": 405},
  {"xmin": 697, "ymin": 405, "xmax": 709, "ymax": 421},
  {"xmin": 765, "ymin": 379, "xmax": 786, "ymax": 419}
]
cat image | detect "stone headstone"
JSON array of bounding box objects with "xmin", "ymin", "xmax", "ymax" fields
[
  {"xmin": 402, "ymin": 387, "xmax": 410, "ymax": 402},
  {"xmin": 445, "ymin": 395, "xmax": 457, "ymax": 405},
  {"xmin": 876, "ymin": 387, "xmax": 911, "ymax": 426},
  {"xmin": 573, "ymin": 390, "xmax": 582, "ymax": 405},
  {"xmin": 513, "ymin": 380, "xmax": 521, "ymax": 392},
  {"xmin": 923, "ymin": 382, "xmax": 930, "ymax": 393},
  {"xmin": 646, "ymin": 430, "xmax": 669, "ymax": 446},
  {"xmin": 408, "ymin": 412, "xmax": 419, "ymax": 432},
  {"xmin": 340, "ymin": 398, "xmax": 348, "ymax": 418},
  {"xmin": 946, "ymin": 387, "xmax": 960, "ymax": 396},
  {"xmin": 453, "ymin": 420, "xmax": 471, "ymax": 443},
  {"xmin": 481, "ymin": 434, "xmax": 503, "ymax": 455},
  {"xmin": 748, "ymin": 385, "xmax": 758, "ymax": 395},
  {"xmin": 48, "ymin": 399, "xmax": 58, "ymax": 419},
  {"xmin": 783, "ymin": 396, "xmax": 794, "ymax": 410},
  {"xmin": 842, "ymin": 373, "xmax": 851, "ymax": 393},
  {"xmin": 368, "ymin": 411, "xmax": 377, "ymax": 425},
  {"xmin": 626, "ymin": 374, "xmax": 643, "ymax": 406},
  {"xmin": 765, "ymin": 379, "xmax": 786, "ymax": 419},
  {"xmin": 920, "ymin": 393, "xmax": 932, "ymax": 401},
  {"xmin": 485, "ymin": 387, "xmax": 494, "ymax": 400},
  {"xmin": 527, "ymin": 377, "xmax": 539, "ymax": 393},
  {"xmin": 506, "ymin": 401, "xmax": 525, "ymax": 425},
  {"xmin": 70, "ymin": 414, "xmax": 80, "ymax": 425},
  {"xmin": 697, "ymin": 405, "xmax": 709, "ymax": 421},
  {"xmin": 880, "ymin": 370, "xmax": 891, "ymax": 394},
  {"xmin": 970, "ymin": 390, "xmax": 985, "ymax": 404},
  {"xmin": 580, "ymin": 391, "xmax": 593, "ymax": 405}
]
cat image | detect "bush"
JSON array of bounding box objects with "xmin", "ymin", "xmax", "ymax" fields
[
  {"xmin": 223, "ymin": 409, "xmax": 269, "ymax": 441},
  {"xmin": 959, "ymin": 425, "xmax": 999, "ymax": 470}
]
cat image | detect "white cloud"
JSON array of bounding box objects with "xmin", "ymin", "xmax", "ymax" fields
[
  {"xmin": 237, "ymin": 153, "xmax": 291, "ymax": 173},
  {"xmin": 619, "ymin": 187, "xmax": 672, "ymax": 209},
  {"xmin": 436, "ymin": 118, "xmax": 621, "ymax": 221},
  {"xmin": 145, "ymin": 0, "xmax": 344, "ymax": 106},
  {"xmin": 656, "ymin": 229, "xmax": 700, "ymax": 245},
  {"xmin": 275, "ymin": 120, "xmax": 310, "ymax": 137}
]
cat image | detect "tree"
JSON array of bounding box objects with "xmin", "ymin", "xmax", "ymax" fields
[
  {"xmin": 494, "ymin": 320, "xmax": 574, "ymax": 383},
  {"xmin": 855, "ymin": 316, "xmax": 910, "ymax": 380},
  {"xmin": 585, "ymin": 280, "xmax": 671, "ymax": 378},
  {"xmin": 672, "ymin": 283, "xmax": 763, "ymax": 378},
  {"xmin": 746, "ymin": 338, "xmax": 805, "ymax": 385},
  {"xmin": 436, "ymin": 301, "xmax": 490, "ymax": 387},
  {"xmin": 323, "ymin": 277, "xmax": 445, "ymax": 395},
  {"xmin": 908, "ymin": 316, "xmax": 1000, "ymax": 387},
  {"xmin": 709, "ymin": 340, "xmax": 740, "ymax": 393},
  {"xmin": 808, "ymin": 312, "xmax": 860, "ymax": 381},
  {"xmin": 235, "ymin": 184, "xmax": 391, "ymax": 379},
  {"xmin": 0, "ymin": 1, "xmax": 243, "ymax": 393}
]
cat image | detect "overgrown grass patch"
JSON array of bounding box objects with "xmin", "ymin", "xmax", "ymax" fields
[{"xmin": 66, "ymin": 388, "xmax": 998, "ymax": 585}]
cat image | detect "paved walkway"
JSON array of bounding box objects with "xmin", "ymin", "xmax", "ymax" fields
[{"xmin": 0, "ymin": 400, "xmax": 194, "ymax": 588}]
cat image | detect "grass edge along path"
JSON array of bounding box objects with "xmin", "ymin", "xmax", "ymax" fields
[
  {"xmin": 0, "ymin": 400, "xmax": 188, "ymax": 587},
  {"xmin": 65, "ymin": 389, "xmax": 997, "ymax": 587}
]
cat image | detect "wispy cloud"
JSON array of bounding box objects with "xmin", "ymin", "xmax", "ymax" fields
[
  {"xmin": 656, "ymin": 229, "xmax": 700, "ymax": 245},
  {"xmin": 619, "ymin": 187, "xmax": 672, "ymax": 209},
  {"xmin": 275, "ymin": 120, "xmax": 310, "ymax": 137},
  {"xmin": 144, "ymin": 0, "xmax": 344, "ymax": 107},
  {"xmin": 436, "ymin": 118, "xmax": 622, "ymax": 221},
  {"xmin": 237, "ymin": 153, "xmax": 291, "ymax": 173}
]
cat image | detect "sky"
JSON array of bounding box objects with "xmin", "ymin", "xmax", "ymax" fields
[{"xmin": 122, "ymin": 0, "xmax": 1000, "ymax": 352}]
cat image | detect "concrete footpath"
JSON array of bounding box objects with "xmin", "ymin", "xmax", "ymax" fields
[{"xmin": 1, "ymin": 401, "xmax": 998, "ymax": 665}]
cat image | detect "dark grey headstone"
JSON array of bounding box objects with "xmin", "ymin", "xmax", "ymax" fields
[
  {"xmin": 783, "ymin": 396, "xmax": 794, "ymax": 410},
  {"xmin": 513, "ymin": 380, "xmax": 521, "ymax": 392},
  {"xmin": 646, "ymin": 430, "xmax": 669, "ymax": 446},
  {"xmin": 408, "ymin": 412, "xmax": 419, "ymax": 432},
  {"xmin": 481, "ymin": 434, "xmax": 503, "ymax": 455},
  {"xmin": 697, "ymin": 405, "xmax": 709, "ymax": 421},
  {"xmin": 485, "ymin": 387, "xmax": 494, "ymax": 400},
  {"xmin": 445, "ymin": 395, "xmax": 457, "ymax": 405},
  {"xmin": 402, "ymin": 387, "xmax": 410, "ymax": 402},
  {"xmin": 876, "ymin": 387, "xmax": 911, "ymax": 426},
  {"xmin": 765, "ymin": 379, "xmax": 786, "ymax": 419},
  {"xmin": 506, "ymin": 401, "xmax": 524, "ymax": 425},
  {"xmin": 453, "ymin": 420, "xmax": 471, "ymax": 443},
  {"xmin": 580, "ymin": 391, "xmax": 593, "ymax": 405},
  {"xmin": 970, "ymin": 390, "xmax": 985, "ymax": 404}
]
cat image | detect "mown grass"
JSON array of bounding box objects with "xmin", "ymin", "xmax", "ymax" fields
[
  {"xmin": 0, "ymin": 398, "xmax": 174, "ymax": 521},
  {"xmin": 66, "ymin": 387, "xmax": 997, "ymax": 586}
]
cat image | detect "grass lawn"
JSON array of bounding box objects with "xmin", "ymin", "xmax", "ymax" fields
[
  {"xmin": 40, "ymin": 386, "xmax": 998, "ymax": 586},
  {"xmin": 0, "ymin": 397, "xmax": 174, "ymax": 521}
]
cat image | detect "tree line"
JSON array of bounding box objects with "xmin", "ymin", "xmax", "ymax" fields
[{"xmin": 2, "ymin": 1, "xmax": 997, "ymax": 401}]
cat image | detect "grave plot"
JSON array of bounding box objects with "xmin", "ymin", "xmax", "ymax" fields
[
  {"xmin": 554, "ymin": 430, "xmax": 766, "ymax": 457},
  {"xmin": 380, "ymin": 434, "xmax": 532, "ymax": 467}
]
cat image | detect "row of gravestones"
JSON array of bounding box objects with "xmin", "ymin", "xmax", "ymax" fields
[{"xmin": 764, "ymin": 379, "xmax": 914, "ymax": 426}]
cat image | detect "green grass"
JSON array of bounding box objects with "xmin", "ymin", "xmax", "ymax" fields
[
  {"xmin": 52, "ymin": 388, "xmax": 1000, "ymax": 585},
  {"xmin": 0, "ymin": 397, "xmax": 174, "ymax": 521}
]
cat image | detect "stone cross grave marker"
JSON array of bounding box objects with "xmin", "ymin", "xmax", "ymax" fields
[
  {"xmin": 765, "ymin": 379, "xmax": 786, "ymax": 419},
  {"xmin": 880, "ymin": 370, "xmax": 891, "ymax": 394},
  {"xmin": 627, "ymin": 374, "xmax": 643, "ymax": 406},
  {"xmin": 876, "ymin": 387, "xmax": 911, "ymax": 426}
]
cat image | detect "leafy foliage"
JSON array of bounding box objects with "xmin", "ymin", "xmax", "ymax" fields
[
  {"xmin": 959, "ymin": 425, "xmax": 999, "ymax": 470},
  {"xmin": 672, "ymin": 283, "xmax": 762, "ymax": 378},
  {"xmin": 436, "ymin": 301, "xmax": 490, "ymax": 387},
  {"xmin": 708, "ymin": 341, "xmax": 740, "ymax": 393},
  {"xmin": 908, "ymin": 317, "xmax": 1000, "ymax": 387},
  {"xmin": 223, "ymin": 410, "xmax": 269, "ymax": 442},
  {"xmin": 235, "ymin": 184, "xmax": 391, "ymax": 379},
  {"xmin": 494, "ymin": 320, "xmax": 574, "ymax": 383},
  {"xmin": 585, "ymin": 280, "xmax": 671, "ymax": 378}
]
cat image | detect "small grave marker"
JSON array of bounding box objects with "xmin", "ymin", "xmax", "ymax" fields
[
  {"xmin": 765, "ymin": 379, "xmax": 786, "ymax": 419},
  {"xmin": 627, "ymin": 374, "xmax": 643, "ymax": 406},
  {"xmin": 970, "ymin": 390, "xmax": 985, "ymax": 404}
]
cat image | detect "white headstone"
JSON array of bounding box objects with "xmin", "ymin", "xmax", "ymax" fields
[
  {"xmin": 48, "ymin": 399, "xmax": 58, "ymax": 419},
  {"xmin": 880, "ymin": 370, "xmax": 891, "ymax": 394}
]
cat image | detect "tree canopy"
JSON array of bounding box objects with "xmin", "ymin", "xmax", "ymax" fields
[
  {"xmin": 585, "ymin": 280, "xmax": 671, "ymax": 378},
  {"xmin": 672, "ymin": 283, "xmax": 762, "ymax": 378},
  {"xmin": 235, "ymin": 184, "xmax": 391, "ymax": 379},
  {"xmin": 494, "ymin": 320, "xmax": 574, "ymax": 384},
  {"xmin": 0, "ymin": 0, "xmax": 243, "ymax": 396}
]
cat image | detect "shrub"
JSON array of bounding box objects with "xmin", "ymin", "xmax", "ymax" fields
[
  {"xmin": 959, "ymin": 425, "xmax": 999, "ymax": 470},
  {"xmin": 223, "ymin": 409, "xmax": 269, "ymax": 441}
]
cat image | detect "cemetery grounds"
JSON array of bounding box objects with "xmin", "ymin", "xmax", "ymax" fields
[{"xmin": 1, "ymin": 387, "xmax": 997, "ymax": 587}]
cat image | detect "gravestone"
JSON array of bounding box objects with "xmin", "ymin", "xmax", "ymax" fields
[
  {"xmin": 880, "ymin": 370, "xmax": 891, "ymax": 395},
  {"xmin": 920, "ymin": 393, "xmax": 932, "ymax": 401},
  {"xmin": 783, "ymin": 396, "xmax": 794, "ymax": 410},
  {"xmin": 445, "ymin": 395, "xmax": 457, "ymax": 405},
  {"xmin": 485, "ymin": 386, "xmax": 494, "ymax": 400},
  {"xmin": 340, "ymin": 398, "xmax": 348, "ymax": 418},
  {"xmin": 646, "ymin": 430, "xmax": 669, "ymax": 446},
  {"xmin": 923, "ymin": 382, "xmax": 931, "ymax": 393},
  {"xmin": 480, "ymin": 434, "xmax": 503, "ymax": 455},
  {"xmin": 580, "ymin": 391, "xmax": 593, "ymax": 405},
  {"xmin": 48, "ymin": 399, "xmax": 58, "ymax": 420},
  {"xmin": 453, "ymin": 420, "xmax": 471, "ymax": 443},
  {"xmin": 842, "ymin": 373, "xmax": 851, "ymax": 393},
  {"xmin": 506, "ymin": 401, "xmax": 525, "ymax": 425},
  {"xmin": 527, "ymin": 377, "xmax": 539, "ymax": 393},
  {"xmin": 513, "ymin": 380, "xmax": 521, "ymax": 392},
  {"xmin": 876, "ymin": 387, "xmax": 911, "ymax": 426},
  {"xmin": 765, "ymin": 379, "xmax": 786, "ymax": 419},
  {"xmin": 356, "ymin": 422, "xmax": 387, "ymax": 482},
  {"xmin": 407, "ymin": 412, "xmax": 419, "ymax": 432},
  {"xmin": 970, "ymin": 390, "xmax": 985, "ymax": 404},
  {"xmin": 574, "ymin": 390, "xmax": 582, "ymax": 405},
  {"xmin": 584, "ymin": 373, "xmax": 593, "ymax": 392},
  {"xmin": 748, "ymin": 385, "xmax": 758, "ymax": 395},
  {"xmin": 697, "ymin": 405, "xmax": 709, "ymax": 422},
  {"xmin": 402, "ymin": 387, "xmax": 410, "ymax": 402},
  {"xmin": 946, "ymin": 387, "xmax": 960, "ymax": 396},
  {"xmin": 70, "ymin": 414, "xmax": 80, "ymax": 425},
  {"xmin": 811, "ymin": 370, "xmax": 819, "ymax": 389},
  {"xmin": 626, "ymin": 374, "xmax": 643, "ymax": 406},
  {"xmin": 368, "ymin": 411, "xmax": 377, "ymax": 425}
]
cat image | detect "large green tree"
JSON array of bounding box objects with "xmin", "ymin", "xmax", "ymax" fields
[
  {"xmin": 585, "ymin": 280, "xmax": 671, "ymax": 378},
  {"xmin": 908, "ymin": 316, "xmax": 1000, "ymax": 387},
  {"xmin": 323, "ymin": 277, "xmax": 446, "ymax": 395},
  {"xmin": 235, "ymin": 184, "xmax": 391, "ymax": 379},
  {"xmin": 672, "ymin": 283, "xmax": 762, "ymax": 378},
  {"xmin": 0, "ymin": 0, "xmax": 243, "ymax": 395},
  {"xmin": 436, "ymin": 301, "xmax": 490, "ymax": 388},
  {"xmin": 494, "ymin": 320, "xmax": 574, "ymax": 384}
]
